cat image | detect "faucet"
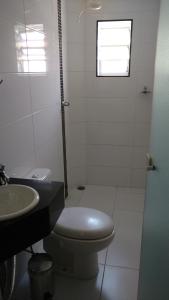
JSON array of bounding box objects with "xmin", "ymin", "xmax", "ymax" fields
[{"xmin": 0, "ymin": 165, "xmax": 9, "ymax": 186}]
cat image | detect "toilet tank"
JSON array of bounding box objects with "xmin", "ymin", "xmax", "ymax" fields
[{"xmin": 25, "ymin": 168, "xmax": 51, "ymax": 181}]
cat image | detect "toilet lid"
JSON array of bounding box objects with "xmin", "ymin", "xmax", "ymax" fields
[{"xmin": 54, "ymin": 207, "xmax": 114, "ymax": 240}]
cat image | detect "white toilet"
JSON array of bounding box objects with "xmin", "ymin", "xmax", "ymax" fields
[
  {"xmin": 22, "ymin": 168, "xmax": 114, "ymax": 279},
  {"xmin": 43, "ymin": 207, "xmax": 114, "ymax": 279}
]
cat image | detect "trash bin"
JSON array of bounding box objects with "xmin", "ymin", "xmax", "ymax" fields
[{"xmin": 28, "ymin": 253, "xmax": 54, "ymax": 300}]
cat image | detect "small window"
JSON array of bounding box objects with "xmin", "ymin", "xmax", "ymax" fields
[{"xmin": 96, "ymin": 20, "xmax": 133, "ymax": 77}]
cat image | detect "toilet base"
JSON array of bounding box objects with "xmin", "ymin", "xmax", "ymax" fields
[
  {"xmin": 44, "ymin": 234, "xmax": 99, "ymax": 280},
  {"xmin": 54, "ymin": 251, "xmax": 99, "ymax": 279}
]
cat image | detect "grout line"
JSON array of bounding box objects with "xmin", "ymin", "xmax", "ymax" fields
[
  {"xmin": 114, "ymin": 209, "xmax": 144, "ymax": 216},
  {"xmin": 104, "ymin": 264, "xmax": 139, "ymax": 272},
  {"xmin": 99, "ymin": 247, "xmax": 109, "ymax": 300},
  {"xmin": 114, "ymin": 208, "xmax": 144, "ymax": 214}
]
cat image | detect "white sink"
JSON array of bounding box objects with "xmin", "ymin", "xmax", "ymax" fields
[{"xmin": 0, "ymin": 184, "xmax": 39, "ymax": 221}]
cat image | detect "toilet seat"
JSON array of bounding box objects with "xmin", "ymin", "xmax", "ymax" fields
[{"xmin": 54, "ymin": 207, "xmax": 114, "ymax": 240}]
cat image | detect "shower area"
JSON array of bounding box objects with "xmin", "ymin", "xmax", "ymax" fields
[{"xmin": 62, "ymin": 0, "xmax": 159, "ymax": 192}]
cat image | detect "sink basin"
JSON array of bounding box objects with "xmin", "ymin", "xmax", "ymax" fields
[{"xmin": 0, "ymin": 184, "xmax": 39, "ymax": 221}]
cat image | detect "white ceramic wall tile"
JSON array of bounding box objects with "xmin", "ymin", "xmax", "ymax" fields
[
  {"xmin": 67, "ymin": 43, "xmax": 84, "ymax": 71},
  {"xmin": 53, "ymin": 265, "xmax": 104, "ymax": 300},
  {"xmin": 132, "ymin": 12, "xmax": 159, "ymax": 45},
  {"xmin": 131, "ymin": 169, "xmax": 147, "ymax": 188},
  {"xmin": 69, "ymin": 98, "xmax": 86, "ymax": 123},
  {"xmin": 115, "ymin": 189, "xmax": 145, "ymax": 212},
  {"xmin": 84, "ymin": 14, "xmax": 100, "ymax": 45},
  {"xmin": 85, "ymin": 73, "xmax": 137, "ymax": 98},
  {"xmin": 23, "ymin": 0, "xmax": 54, "ymax": 32},
  {"xmin": 69, "ymin": 166, "xmax": 87, "ymax": 187},
  {"xmin": 87, "ymin": 99, "xmax": 135, "ymax": 123},
  {"xmin": 0, "ymin": 74, "xmax": 31, "ymax": 127},
  {"xmin": 85, "ymin": 45, "xmax": 96, "ymax": 72},
  {"xmin": 67, "ymin": 12, "xmax": 85, "ymax": 43},
  {"xmin": 0, "ymin": 0, "xmax": 25, "ymax": 24},
  {"xmin": 101, "ymin": 266, "xmax": 139, "ymax": 300},
  {"xmin": 69, "ymin": 123, "xmax": 86, "ymax": 145},
  {"xmin": 65, "ymin": 187, "xmax": 84, "ymax": 207},
  {"xmin": 0, "ymin": 19, "xmax": 26, "ymax": 73},
  {"xmin": 29, "ymin": 73, "xmax": 61, "ymax": 112},
  {"xmin": 135, "ymin": 70, "xmax": 155, "ymax": 96},
  {"xmin": 87, "ymin": 123, "xmax": 133, "ymax": 146},
  {"xmin": 132, "ymin": 147, "xmax": 147, "ymax": 169},
  {"xmin": 66, "ymin": 0, "xmax": 84, "ymax": 14},
  {"xmin": 79, "ymin": 185, "xmax": 115, "ymax": 216},
  {"xmin": 136, "ymin": 42, "xmax": 157, "ymax": 72},
  {"xmin": 133, "ymin": 124, "xmax": 151, "ymax": 147},
  {"xmin": 46, "ymin": 29, "xmax": 61, "ymax": 74},
  {"xmin": 0, "ymin": 116, "xmax": 36, "ymax": 176},
  {"xmin": 97, "ymin": 0, "xmax": 159, "ymax": 14},
  {"xmin": 33, "ymin": 106, "xmax": 64, "ymax": 181},
  {"xmin": 87, "ymin": 166, "xmax": 131, "ymax": 187},
  {"xmin": 135, "ymin": 96, "xmax": 153, "ymax": 123},
  {"xmin": 70, "ymin": 145, "xmax": 86, "ymax": 168},
  {"xmin": 67, "ymin": 71, "xmax": 85, "ymax": 98},
  {"xmin": 87, "ymin": 146, "xmax": 132, "ymax": 168}
]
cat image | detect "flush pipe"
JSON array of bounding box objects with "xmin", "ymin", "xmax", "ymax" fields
[{"xmin": 0, "ymin": 256, "xmax": 16, "ymax": 300}]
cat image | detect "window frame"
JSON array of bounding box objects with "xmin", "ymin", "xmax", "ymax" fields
[{"xmin": 96, "ymin": 19, "xmax": 133, "ymax": 78}]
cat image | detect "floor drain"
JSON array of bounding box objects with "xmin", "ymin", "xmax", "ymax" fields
[{"xmin": 77, "ymin": 186, "xmax": 86, "ymax": 190}]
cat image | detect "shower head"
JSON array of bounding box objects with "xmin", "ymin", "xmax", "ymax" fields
[
  {"xmin": 86, "ymin": 0, "xmax": 102, "ymax": 11},
  {"xmin": 78, "ymin": 0, "xmax": 102, "ymax": 22}
]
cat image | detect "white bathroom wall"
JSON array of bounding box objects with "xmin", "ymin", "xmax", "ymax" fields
[
  {"xmin": 85, "ymin": 0, "xmax": 160, "ymax": 188},
  {"xmin": 0, "ymin": 0, "xmax": 64, "ymax": 181},
  {"xmin": 0, "ymin": 0, "xmax": 64, "ymax": 292},
  {"xmin": 65, "ymin": 0, "xmax": 160, "ymax": 188}
]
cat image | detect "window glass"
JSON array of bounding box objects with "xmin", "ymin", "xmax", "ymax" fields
[{"xmin": 97, "ymin": 20, "xmax": 133, "ymax": 77}]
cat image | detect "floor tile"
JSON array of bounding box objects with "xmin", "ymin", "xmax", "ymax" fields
[
  {"xmin": 13, "ymin": 273, "xmax": 30, "ymax": 300},
  {"xmin": 117, "ymin": 187, "xmax": 145, "ymax": 194},
  {"xmin": 101, "ymin": 266, "xmax": 139, "ymax": 300},
  {"xmin": 107, "ymin": 211, "xmax": 143, "ymax": 269},
  {"xmin": 113, "ymin": 210, "xmax": 143, "ymax": 237},
  {"xmin": 53, "ymin": 264, "xmax": 104, "ymax": 300},
  {"xmin": 115, "ymin": 190, "xmax": 145, "ymax": 212},
  {"xmin": 106, "ymin": 233, "xmax": 142, "ymax": 269},
  {"xmin": 79, "ymin": 185, "xmax": 115, "ymax": 216},
  {"xmin": 98, "ymin": 248, "xmax": 107, "ymax": 265}
]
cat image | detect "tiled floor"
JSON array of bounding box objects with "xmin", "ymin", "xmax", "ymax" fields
[
  {"xmin": 15, "ymin": 185, "xmax": 145, "ymax": 300},
  {"xmin": 58, "ymin": 185, "xmax": 145, "ymax": 300}
]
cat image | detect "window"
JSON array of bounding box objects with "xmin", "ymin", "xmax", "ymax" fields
[
  {"xmin": 97, "ymin": 20, "xmax": 133, "ymax": 77},
  {"xmin": 15, "ymin": 24, "xmax": 47, "ymax": 73}
]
